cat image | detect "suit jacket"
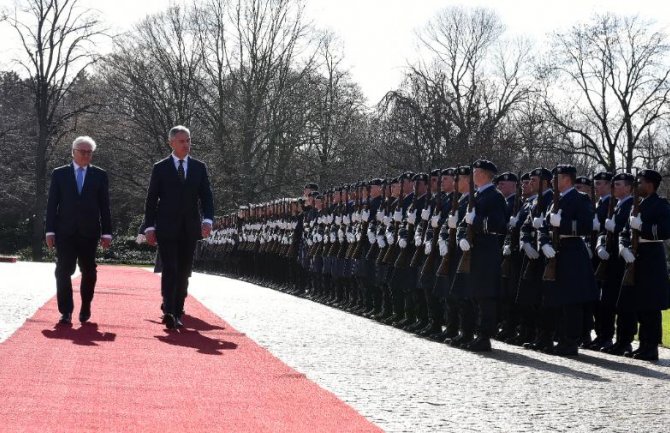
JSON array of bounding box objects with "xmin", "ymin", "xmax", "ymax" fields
[
  {"xmin": 144, "ymin": 155, "xmax": 214, "ymax": 241},
  {"xmin": 45, "ymin": 163, "xmax": 112, "ymax": 239}
]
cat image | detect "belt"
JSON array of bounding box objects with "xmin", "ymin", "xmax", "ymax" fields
[
  {"xmin": 638, "ymin": 238, "xmax": 663, "ymax": 243},
  {"xmin": 559, "ymin": 235, "xmax": 581, "ymax": 239}
]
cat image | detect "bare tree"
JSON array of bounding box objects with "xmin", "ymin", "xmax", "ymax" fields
[
  {"xmin": 6, "ymin": 0, "xmax": 106, "ymax": 260},
  {"xmin": 541, "ymin": 13, "xmax": 670, "ymax": 172}
]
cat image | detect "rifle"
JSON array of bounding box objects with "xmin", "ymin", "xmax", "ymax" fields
[
  {"xmin": 352, "ymin": 183, "xmax": 369, "ymax": 259},
  {"xmin": 367, "ymin": 181, "xmax": 386, "ymax": 262},
  {"xmin": 621, "ymin": 175, "xmax": 640, "ymax": 287},
  {"xmin": 590, "ymin": 180, "xmax": 598, "ymax": 257},
  {"xmin": 375, "ymin": 182, "xmax": 392, "ymax": 265},
  {"xmin": 501, "ymin": 172, "xmax": 522, "ymax": 278},
  {"xmin": 436, "ymin": 170, "xmax": 460, "ymax": 276},
  {"xmin": 522, "ymin": 173, "xmax": 546, "ymax": 280},
  {"xmin": 346, "ymin": 184, "xmax": 361, "ymax": 259},
  {"xmin": 410, "ymin": 173, "xmax": 434, "ymax": 268},
  {"xmin": 337, "ymin": 186, "xmax": 351, "ymax": 260},
  {"xmin": 542, "ymin": 174, "xmax": 560, "ymax": 282},
  {"xmin": 594, "ymin": 179, "xmax": 616, "ymax": 282},
  {"xmin": 420, "ymin": 173, "xmax": 444, "ymax": 278},
  {"xmin": 456, "ymin": 169, "xmax": 475, "ymax": 274},
  {"xmin": 395, "ymin": 178, "xmax": 420, "ymax": 268},
  {"xmin": 382, "ymin": 178, "xmax": 405, "ymax": 264}
]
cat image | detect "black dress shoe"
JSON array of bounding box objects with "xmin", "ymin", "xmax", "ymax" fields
[
  {"xmin": 79, "ymin": 303, "xmax": 91, "ymax": 323},
  {"xmin": 448, "ymin": 333, "xmax": 474, "ymax": 348},
  {"xmin": 465, "ymin": 336, "xmax": 492, "ymax": 352},
  {"xmin": 175, "ymin": 316, "xmax": 184, "ymax": 328},
  {"xmin": 58, "ymin": 313, "xmax": 72, "ymax": 325},
  {"xmin": 553, "ymin": 343, "xmax": 579, "ymax": 357},
  {"xmin": 633, "ymin": 348, "xmax": 659, "ymax": 361},
  {"xmin": 601, "ymin": 341, "xmax": 632, "ymax": 356},
  {"xmin": 163, "ymin": 313, "xmax": 176, "ymax": 329}
]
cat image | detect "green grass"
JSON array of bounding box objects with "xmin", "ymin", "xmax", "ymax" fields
[{"xmin": 663, "ymin": 310, "xmax": 670, "ymax": 348}]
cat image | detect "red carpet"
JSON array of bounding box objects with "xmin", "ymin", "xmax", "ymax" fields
[{"xmin": 0, "ymin": 266, "xmax": 382, "ymax": 433}]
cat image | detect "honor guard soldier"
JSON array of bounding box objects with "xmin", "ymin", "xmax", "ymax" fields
[
  {"xmin": 453, "ymin": 159, "xmax": 508, "ymax": 352},
  {"xmin": 618, "ymin": 169, "xmax": 670, "ymax": 361},
  {"xmin": 595, "ymin": 172, "xmax": 636, "ymax": 355},
  {"xmin": 516, "ymin": 167, "xmax": 554, "ymax": 350},
  {"xmin": 586, "ymin": 171, "xmax": 614, "ymax": 349},
  {"xmin": 538, "ymin": 164, "xmax": 598, "ymax": 356}
]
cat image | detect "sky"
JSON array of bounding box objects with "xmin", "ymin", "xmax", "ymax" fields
[{"xmin": 1, "ymin": 0, "xmax": 669, "ymax": 105}]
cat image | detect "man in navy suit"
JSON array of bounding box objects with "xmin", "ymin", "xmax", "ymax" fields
[
  {"xmin": 144, "ymin": 126, "xmax": 214, "ymax": 329},
  {"xmin": 46, "ymin": 136, "xmax": 112, "ymax": 325}
]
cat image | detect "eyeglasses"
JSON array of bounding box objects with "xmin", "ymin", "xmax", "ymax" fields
[{"xmin": 74, "ymin": 149, "xmax": 93, "ymax": 155}]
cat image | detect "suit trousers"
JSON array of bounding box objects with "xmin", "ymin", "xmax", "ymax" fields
[
  {"xmin": 158, "ymin": 237, "xmax": 197, "ymax": 316},
  {"xmin": 55, "ymin": 235, "xmax": 98, "ymax": 315}
]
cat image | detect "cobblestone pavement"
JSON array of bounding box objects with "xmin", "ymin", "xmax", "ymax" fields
[
  {"xmin": 187, "ymin": 272, "xmax": 670, "ymax": 433},
  {"xmin": 2, "ymin": 263, "xmax": 669, "ymax": 433},
  {"xmin": 0, "ymin": 262, "xmax": 59, "ymax": 343}
]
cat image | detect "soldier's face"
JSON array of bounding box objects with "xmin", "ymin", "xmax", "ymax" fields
[
  {"xmin": 391, "ymin": 183, "xmax": 400, "ymax": 197},
  {"xmin": 521, "ymin": 180, "xmax": 531, "ymax": 196},
  {"xmin": 441, "ymin": 176, "xmax": 454, "ymax": 192},
  {"xmin": 530, "ymin": 176, "xmax": 540, "ymax": 194},
  {"xmin": 457, "ymin": 175, "xmax": 469, "ymax": 191},
  {"xmin": 613, "ymin": 180, "xmax": 631, "ymax": 199},
  {"xmin": 497, "ymin": 180, "xmax": 516, "ymax": 197},
  {"xmin": 370, "ymin": 185, "xmax": 381, "ymax": 197},
  {"xmin": 431, "ymin": 176, "xmax": 438, "ymax": 191},
  {"xmin": 594, "ymin": 179, "xmax": 611, "ymax": 197}
]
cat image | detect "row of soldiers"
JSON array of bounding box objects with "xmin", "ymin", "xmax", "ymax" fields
[{"xmin": 194, "ymin": 160, "xmax": 670, "ymax": 360}]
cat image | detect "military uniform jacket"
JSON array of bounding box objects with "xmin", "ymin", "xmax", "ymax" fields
[
  {"xmin": 597, "ymin": 196, "xmax": 632, "ymax": 306},
  {"xmin": 619, "ymin": 192, "xmax": 670, "ymax": 310},
  {"xmin": 455, "ymin": 184, "xmax": 507, "ymax": 298},
  {"xmin": 540, "ymin": 187, "xmax": 598, "ymax": 306}
]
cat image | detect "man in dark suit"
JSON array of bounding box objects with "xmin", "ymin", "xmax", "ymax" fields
[
  {"xmin": 144, "ymin": 125, "xmax": 214, "ymax": 329},
  {"xmin": 46, "ymin": 136, "xmax": 112, "ymax": 325}
]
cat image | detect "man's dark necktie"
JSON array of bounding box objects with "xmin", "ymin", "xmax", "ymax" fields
[{"xmin": 178, "ymin": 159, "xmax": 185, "ymax": 183}]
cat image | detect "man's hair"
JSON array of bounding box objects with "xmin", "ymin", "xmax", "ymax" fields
[
  {"xmin": 72, "ymin": 136, "xmax": 97, "ymax": 151},
  {"xmin": 169, "ymin": 125, "xmax": 191, "ymax": 141}
]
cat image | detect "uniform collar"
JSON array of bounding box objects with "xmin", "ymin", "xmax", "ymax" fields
[{"xmin": 560, "ymin": 187, "xmax": 575, "ymax": 197}]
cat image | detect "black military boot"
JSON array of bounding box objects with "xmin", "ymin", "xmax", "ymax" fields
[
  {"xmin": 447, "ymin": 332, "xmax": 474, "ymax": 348},
  {"xmin": 464, "ymin": 334, "xmax": 492, "ymax": 352},
  {"xmin": 601, "ymin": 341, "xmax": 632, "ymax": 356}
]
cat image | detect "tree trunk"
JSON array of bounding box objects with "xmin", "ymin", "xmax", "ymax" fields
[{"xmin": 31, "ymin": 129, "xmax": 48, "ymax": 261}]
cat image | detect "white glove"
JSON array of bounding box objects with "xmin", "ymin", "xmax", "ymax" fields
[
  {"xmin": 532, "ymin": 215, "xmax": 545, "ymax": 229},
  {"xmin": 382, "ymin": 216, "xmax": 392, "ymax": 226},
  {"xmin": 315, "ymin": 233, "xmax": 322, "ymax": 243},
  {"xmin": 431, "ymin": 215, "xmax": 440, "ymax": 228},
  {"xmin": 356, "ymin": 232, "xmax": 362, "ymax": 242},
  {"xmin": 592, "ymin": 215, "xmax": 601, "ymax": 231},
  {"xmin": 459, "ymin": 238, "xmax": 471, "ymax": 251},
  {"xmin": 346, "ymin": 232, "xmax": 354, "ymax": 243},
  {"xmin": 398, "ymin": 238, "xmax": 408, "ymax": 249},
  {"xmin": 604, "ymin": 218, "xmax": 616, "ymax": 232},
  {"xmin": 393, "ymin": 210, "xmax": 403, "ymax": 222},
  {"xmin": 335, "ymin": 216, "xmax": 342, "ymax": 225},
  {"xmin": 629, "ymin": 215, "xmax": 642, "ymax": 231},
  {"xmin": 509, "ymin": 215, "xmax": 518, "ymax": 228},
  {"xmin": 135, "ymin": 234, "xmax": 146, "ymax": 244},
  {"xmin": 407, "ymin": 210, "xmax": 417, "ymax": 225},
  {"xmin": 421, "ymin": 207, "xmax": 431, "ymax": 221},
  {"xmin": 376, "ymin": 210, "xmax": 384, "ymax": 222},
  {"xmin": 438, "ymin": 239, "xmax": 448, "ymax": 257},
  {"xmin": 424, "ymin": 242, "xmax": 432, "ymax": 255},
  {"xmin": 541, "ymin": 244, "xmax": 556, "ymax": 259},
  {"xmin": 550, "ymin": 209, "xmax": 562, "ymax": 227},
  {"xmin": 503, "ymin": 245, "xmax": 511, "ymax": 256},
  {"xmin": 597, "ymin": 246, "xmax": 610, "ymax": 260},
  {"xmin": 522, "ymin": 242, "xmax": 540, "ymax": 259},
  {"xmin": 361, "ymin": 210, "xmax": 370, "ymax": 221},
  {"xmin": 377, "ymin": 235, "xmax": 386, "ymax": 248},
  {"xmin": 343, "ymin": 215, "xmax": 351, "ymax": 225},
  {"xmin": 414, "ymin": 235, "xmax": 423, "ymax": 247},
  {"xmin": 329, "ymin": 233, "xmax": 336, "ymax": 243},
  {"xmin": 447, "ymin": 213, "xmax": 459, "ymax": 229},
  {"xmin": 368, "ymin": 230, "xmax": 376, "ymax": 244},
  {"xmin": 386, "ymin": 232, "xmax": 395, "ymax": 245},
  {"xmin": 620, "ymin": 247, "xmax": 635, "ymax": 264},
  {"xmin": 465, "ymin": 208, "xmax": 476, "ymax": 225}
]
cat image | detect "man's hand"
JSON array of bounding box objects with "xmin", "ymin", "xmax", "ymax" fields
[
  {"xmin": 202, "ymin": 222, "xmax": 212, "ymax": 238},
  {"xmin": 46, "ymin": 234, "xmax": 55, "ymax": 249},
  {"xmin": 145, "ymin": 230, "xmax": 157, "ymax": 246},
  {"xmin": 100, "ymin": 237, "xmax": 112, "ymax": 250}
]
